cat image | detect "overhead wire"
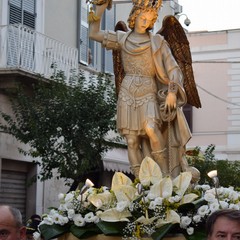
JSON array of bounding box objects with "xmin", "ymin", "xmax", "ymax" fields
[
  {"xmin": 192, "ymin": 60, "xmax": 240, "ymax": 106},
  {"xmin": 193, "ymin": 60, "xmax": 240, "ymax": 63},
  {"xmin": 196, "ymin": 84, "xmax": 240, "ymax": 107}
]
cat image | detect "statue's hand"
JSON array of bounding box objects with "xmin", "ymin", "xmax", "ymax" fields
[
  {"xmin": 164, "ymin": 92, "xmax": 177, "ymax": 114},
  {"xmin": 88, "ymin": 0, "xmax": 111, "ymax": 10}
]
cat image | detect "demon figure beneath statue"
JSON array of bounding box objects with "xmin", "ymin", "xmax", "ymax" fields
[{"xmin": 89, "ymin": 0, "xmax": 201, "ymax": 181}]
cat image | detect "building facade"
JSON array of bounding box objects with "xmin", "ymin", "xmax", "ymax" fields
[
  {"xmin": 0, "ymin": 0, "xmax": 182, "ymax": 219},
  {"xmin": 187, "ymin": 29, "xmax": 240, "ymax": 161},
  {"xmin": 2, "ymin": 0, "xmax": 239, "ymax": 221}
]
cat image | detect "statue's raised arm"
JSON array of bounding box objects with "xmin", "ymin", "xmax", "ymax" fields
[
  {"xmin": 88, "ymin": 0, "xmax": 200, "ymax": 183},
  {"xmin": 88, "ymin": 0, "xmax": 110, "ymax": 43}
]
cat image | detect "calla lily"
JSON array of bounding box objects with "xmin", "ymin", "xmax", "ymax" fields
[
  {"xmin": 97, "ymin": 208, "xmax": 131, "ymax": 222},
  {"xmin": 139, "ymin": 157, "xmax": 162, "ymax": 186},
  {"xmin": 136, "ymin": 215, "xmax": 157, "ymax": 225},
  {"xmin": 111, "ymin": 172, "xmax": 133, "ymax": 191},
  {"xmin": 114, "ymin": 185, "xmax": 137, "ymax": 203},
  {"xmin": 166, "ymin": 209, "xmax": 180, "ymax": 223},
  {"xmin": 180, "ymin": 193, "xmax": 199, "ymax": 204},
  {"xmin": 148, "ymin": 176, "xmax": 173, "ymax": 199},
  {"xmin": 88, "ymin": 191, "xmax": 114, "ymax": 209},
  {"xmin": 173, "ymin": 172, "xmax": 192, "ymax": 197},
  {"xmin": 155, "ymin": 210, "xmax": 180, "ymax": 228}
]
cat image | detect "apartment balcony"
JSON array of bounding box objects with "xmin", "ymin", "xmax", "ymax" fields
[{"xmin": 0, "ymin": 24, "xmax": 79, "ymax": 87}]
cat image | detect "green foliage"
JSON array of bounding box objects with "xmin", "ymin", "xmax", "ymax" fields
[
  {"xmin": 187, "ymin": 144, "xmax": 240, "ymax": 188},
  {"xmin": 0, "ymin": 70, "xmax": 117, "ymax": 182}
]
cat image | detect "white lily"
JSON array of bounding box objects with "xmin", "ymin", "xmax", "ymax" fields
[
  {"xmin": 166, "ymin": 209, "xmax": 181, "ymax": 223},
  {"xmin": 114, "ymin": 185, "xmax": 137, "ymax": 203},
  {"xmin": 97, "ymin": 208, "xmax": 131, "ymax": 222},
  {"xmin": 136, "ymin": 215, "xmax": 157, "ymax": 224},
  {"xmin": 139, "ymin": 157, "xmax": 162, "ymax": 186},
  {"xmin": 180, "ymin": 193, "xmax": 199, "ymax": 204},
  {"xmin": 155, "ymin": 210, "xmax": 180, "ymax": 228},
  {"xmin": 88, "ymin": 191, "xmax": 114, "ymax": 209},
  {"xmin": 173, "ymin": 172, "xmax": 192, "ymax": 197},
  {"xmin": 111, "ymin": 172, "xmax": 133, "ymax": 191},
  {"xmin": 111, "ymin": 171, "xmax": 137, "ymax": 203},
  {"xmin": 148, "ymin": 176, "xmax": 173, "ymax": 199}
]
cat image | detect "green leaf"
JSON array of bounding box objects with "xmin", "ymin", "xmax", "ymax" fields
[
  {"xmin": 186, "ymin": 230, "xmax": 207, "ymax": 240},
  {"xmin": 96, "ymin": 221, "xmax": 127, "ymax": 236},
  {"xmin": 70, "ymin": 224, "xmax": 102, "ymax": 239},
  {"xmin": 151, "ymin": 223, "xmax": 174, "ymax": 240},
  {"xmin": 178, "ymin": 198, "xmax": 207, "ymax": 214},
  {"xmin": 39, "ymin": 223, "xmax": 70, "ymax": 240}
]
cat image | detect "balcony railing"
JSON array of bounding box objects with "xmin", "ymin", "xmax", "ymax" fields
[{"xmin": 0, "ymin": 24, "xmax": 79, "ymax": 80}]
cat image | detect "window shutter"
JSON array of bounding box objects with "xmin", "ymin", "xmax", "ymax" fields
[
  {"xmin": 9, "ymin": 2, "xmax": 22, "ymax": 24},
  {"xmin": 9, "ymin": 0, "xmax": 36, "ymax": 29},
  {"xmin": 0, "ymin": 169, "xmax": 27, "ymax": 221},
  {"xmin": 23, "ymin": 0, "xmax": 36, "ymax": 29},
  {"xmin": 79, "ymin": 0, "xmax": 89, "ymax": 65},
  {"xmin": 103, "ymin": 6, "xmax": 115, "ymax": 73},
  {"xmin": 183, "ymin": 104, "xmax": 193, "ymax": 131}
]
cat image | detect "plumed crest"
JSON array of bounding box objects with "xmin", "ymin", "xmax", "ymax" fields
[
  {"xmin": 157, "ymin": 15, "xmax": 201, "ymax": 108},
  {"xmin": 132, "ymin": 0, "xmax": 162, "ymax": 12},
  {"xmin": 112, "ymin": 21, "xmax": 128, "ymax": 97}
]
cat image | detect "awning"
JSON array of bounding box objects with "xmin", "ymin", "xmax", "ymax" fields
[{"xmin": 103, "ymin": 148, "xmax": 131, "ymax": 173}]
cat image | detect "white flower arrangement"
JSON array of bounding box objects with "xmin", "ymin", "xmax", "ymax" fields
[{"xmin": 39, "ymin": 157, "xmax": 240, "ymax": 240}]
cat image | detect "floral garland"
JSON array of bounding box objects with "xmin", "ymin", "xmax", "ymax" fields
[{"xmin": 38, "ymin": 157, "xmax": 240, "ymax": 240}]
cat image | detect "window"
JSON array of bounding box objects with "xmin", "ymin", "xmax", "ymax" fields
[
  {"xmin": 102, "ymin": 6, "xmax": 115, "ymax": 73},
  {"xmin": 87, "ymin": 4, "xmax": 116, "ymax": 72},
  {"xmin": 183, "ymin": 103, "xmax": 193, "ymax": 131},
  {"xmin": 9, "ymin": 0, "xmax": 36, "ymax": 29},
  {"xmin": 79, "ymin": 0, "xmax": 89, "ymax": 65}
]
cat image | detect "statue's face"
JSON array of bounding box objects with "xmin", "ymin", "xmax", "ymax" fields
[{"xmin": 134, "ymin": 10, "xmax": 155, "ymax": 33}]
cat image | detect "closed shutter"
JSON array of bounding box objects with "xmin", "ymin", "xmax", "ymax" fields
[
  {"xmin": 9, "ymin": 1, "xmax": 22, "ymax": 24},
  {"xmin": 9, "ymin": 0, "xmax": 36, "ymax": 29},
  {"xmin": 79, "ymin": 0, "xmax": 89, "ymax": 65},
  {"xmin": 22, "ymin": 0, "xmax": 35, "ymax": 29},
  {"xmin": 0, "ymin": 169, "xmax": 27, "ymax": 221},
  {"xmin": 183, "ymin": 103, "xmax": 193, "ymax": 131},
  {"xmin": 103, "ymin": 6, "xmax": 115, "ymax": 73}
]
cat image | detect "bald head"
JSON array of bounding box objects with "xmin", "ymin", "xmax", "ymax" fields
[
  {"xmin": 0, "ymin": 205, "xmax": 22, "ymax": 227},
  {"xmin": 0, "ymin": 205, "xmax": 26, "ymax": 240}
]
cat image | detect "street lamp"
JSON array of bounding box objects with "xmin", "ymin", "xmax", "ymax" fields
[
  {"xmin": 208, "ymin": 170, "xmax": 221, "ymax": 207},
  {"xmin": 175, "ymin": 13, "xmax": 191, "ymax": 27}
]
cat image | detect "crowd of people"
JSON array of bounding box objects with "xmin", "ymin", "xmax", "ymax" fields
[{"xmin": 0, "ymin": 204, "xmax": 239, "ymax": 240}]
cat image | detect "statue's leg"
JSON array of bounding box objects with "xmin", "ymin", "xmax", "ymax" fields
[
  {"xmin": 125, "ymin": 134, "xmax": 142, "ymax": 178},
  {"xmin": 151, "ymin": 149, "xmax": 169, "ymax": 176},
  {"xmin": 141, "ymin": 137, "xmax": 151, "ymax": 157},
  {"xmin": 144, "ymin": 119, "xmax": 169, "ymax": 176},
  {"xmin": 144, "ymin": 119, "xmax": 165, "ymax": 151}
]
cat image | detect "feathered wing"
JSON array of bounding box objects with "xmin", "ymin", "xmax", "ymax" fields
[
  {"xmin": 157, "ymin": 15, "xmax": 201, "ymax": 108},
  {"xmin": 112, "ymin": 21, "xmax": 128, "ymax": 97}
]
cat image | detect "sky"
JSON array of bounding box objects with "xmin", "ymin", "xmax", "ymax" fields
[{"xmin": 178, "ymin": 0, "xmax": 240, "ymax": 32}]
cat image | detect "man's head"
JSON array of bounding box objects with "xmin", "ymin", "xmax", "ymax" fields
[
  {"xmin": 206, "ymin": 209, "xmax": 240, "ymax": 240},
  {"xmin": 0, "ymin": 205, "xmax": 26, "ymax": 240}
]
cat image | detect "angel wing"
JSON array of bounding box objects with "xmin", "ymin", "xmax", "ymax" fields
[
  {"xmin": 112, "ymin": 21, "xmax": 128, "ymax": 97},
  {"xmin": 157, "ymin": 15, "xmax": 202, "ymax": 108}
]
